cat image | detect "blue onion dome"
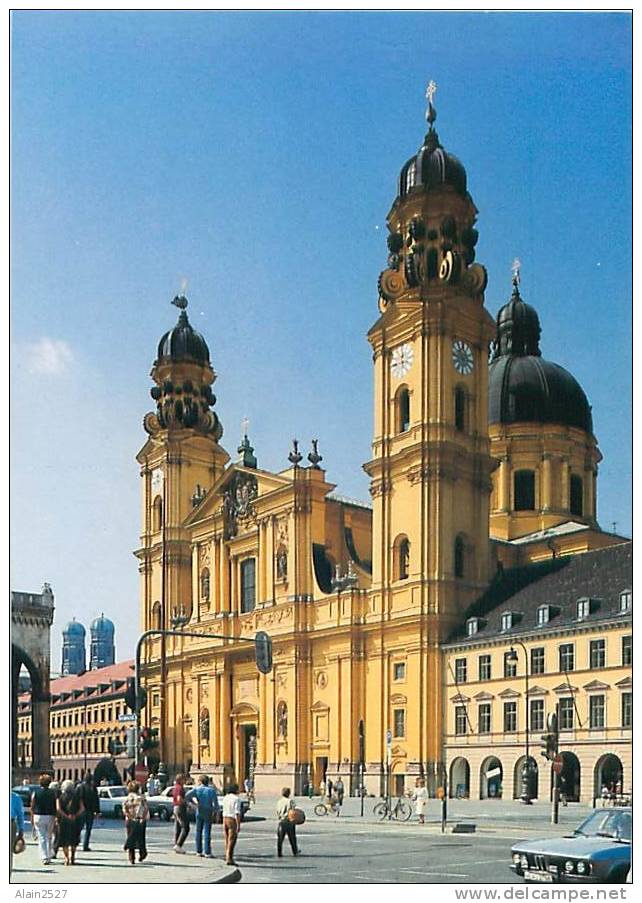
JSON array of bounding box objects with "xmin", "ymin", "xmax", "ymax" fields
[
  {"xmin": 398, "ymin": 100, "xmax": 467, "ymax": 199},
  {"xmin": 90, "ymin": 613, "xmax": 115, "ymax": 636},
  {"xmin": 156, "ymin": 295, "xmax": 210, "ymax": 365},
  {"xmin": 489, "ymin": 276, "xmax": 593, "ymax": 434},
  {"xmin": 63, "ymin": 618, "xmax": 85, "ymax": 638}
]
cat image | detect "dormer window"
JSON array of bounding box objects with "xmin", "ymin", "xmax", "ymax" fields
[
  {"xmin": 619, "ymin": 590, "xmax": 632, "ymax": 613},
  {"xmin": 576, "ymin": 598, "xmax": 591, "ymax": 620},
  {"xmin": 501, "ymin": 612, "xmax": 513, "ymax": 632},
  {"xmin": 466, "ymin": 618, "xmax": 478, "ymax": 636},
  {"xmin": 537, "ymin": 605, "xmax": 550, "ymax": 626}
]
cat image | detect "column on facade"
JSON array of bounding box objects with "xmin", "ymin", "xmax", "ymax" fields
[
  {"xmin": 219, "ymin": 672, "xmax": 231, "ymax": 767},
  {"xmin": 560, "ymin": 458, "xmax": 570, "ymax": 513},
  {"xmin": 498, "ymin": 456, "xmax": 511, "ymax": 512},
  {"xmin": 230, "ymin": 556, "xmax": 238, "ymax": 616},
  {"xmin": 585, "ymin": 466, "xmax": 596, "ymax": 520},
  {"xmin": 258, "ymin": 520, "xmax": 267, "ymax": 604},
  {"xmin": 191, "ymin": 545, "xmax": 200, "ymax": 621},
  {"xmin": 218, "ymin": 539, "xmax": 230, "ymax": 614},
  {"xmin": 541, "ymin": 454, "xmax": 552, "ymax": 511},
  {"xmin": 267, "ymin": 516, "xmax": 275, "ymax": 604},
  {"xmin": 258, "ymin": 671, "xmax": 268, "ymax": 765},
  {"xmin": 31, "ymin": 699, "xmax": 51, "ymax": 772}
]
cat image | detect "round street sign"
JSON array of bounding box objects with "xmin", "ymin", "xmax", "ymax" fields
[
  {"xmin": 135, "ymin": 763, "xmax": 149, "ymax": 785},
  {"xmin": 552, "ymin": 755, "xmax": 563, "ymax": 775}
]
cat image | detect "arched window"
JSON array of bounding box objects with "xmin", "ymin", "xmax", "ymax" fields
[
  {"xmin": 514, "ymin": 470, "xmax": 535, "ymax": 511},
  {"xmin": 395, "ymin": 386, "xmax": 410, "ymax": 434},
  {"xmin": 152, "ymin": 496, "xmax": 163, "ymax": 531},
  {"xmin": 394, "ymin": 535, "xmax": 410, "ymax": 581},
  {"xmin": 200, "ymin": 568, "xmax": 210, "ymax": 601},
  {"xmin": 405, "ymin": 161, "xmax": 416, "ymax": 193},
  {"xmin": 151, "ymin": 601, "xmax": 161, "ymax": 630},
  {"xmin": 454, "ymin": 535, "xmax": 465, "ymax": 579},
  {"xmin": 570, "ymin": 474, "xmax": 583, "ymax": 517},
  {"xmin": 455, "ymin": 386, "xmax": 466, "ymax": 432}
]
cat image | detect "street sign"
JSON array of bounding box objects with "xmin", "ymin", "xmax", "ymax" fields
[
  {"xmin": 118, "ymin": 713, "xmax": 137, "ymax": 723},
  {"xmin": 386, "ymin": 729, "xmax": 392, "ymax": 748},
  {"xmin": 552, "ymin": 755, "xmax": 563, "ymax": 775},
  {"xmin": 134, "ymin": 763, "xmax": 149, "ymax": 785}
]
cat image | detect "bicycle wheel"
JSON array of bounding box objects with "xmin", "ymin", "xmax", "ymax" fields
[
  {"xmin": 373, "ymin": 801, "xmax": 388, "ymax": 821},
  {"xmin": 314, "ymin": 803, "xmax": 328, "ymax": 817},
  {"xmin": 395, "ymin": 799, "xmax": 412, "ymax": 822}
]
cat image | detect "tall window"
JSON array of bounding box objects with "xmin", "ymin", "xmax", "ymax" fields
[
  {"xmin": 589, "ymin": 695, "xmax": 605, "ymax": 729},
  {"xmin": 530, "ymin": 699, "xmax": 544, "ymax": 732},
  {"xmin": 200, "ymin": 568, "xmax": 210, "ymax": 602},
  {"xmin": 619, "ymin": 590, "xmax": 632, "ymax": 612},
  {"xmin": 395, "ymin": 536, "xmax": 410, "ymax": 581},
  {"xmin": 504, "ymin": 651, "xmax": 517, "ymax": 678},
  {"xmin": 455, "ymin": 387, "xmax": 466, "ymax": 432},
  {"xmin": 396, "ymin": 387, "xmax": 410, "ymax": 433},
  {"xmin": 393, "ymin": 662, "xmax": 406, "ymax": 681},
  {"xmin": 454, "ymin": 536, "xmax": 465, "ymax": 579},
  {"xmin": 467, "ymin": 618, "xmax": 478, "ymax": 636},
  {"xmin": 621, "ymin": 693, "xmax": 632, "ymax": 728},
  {"xmin": 455, "ymin": 658, "xmax": 467, "ymax": 684},
  {"xmin": 393, "ymin": 708, "xmax": 406, "ymax": 738},
  {"xmin": 577, "ymin": 598, "xmax": 590, "ymax": 620},
  {"xmin": 501, "ymin": 612, "xmax": 513, "ymax": 632},
  {"xmin": 478, "ymin": 703, "xmax": 491, "ymax": 734},
  {"xmin": 478, "ymin": 654, "xmax": 491, "ymax": 681},
  {"xmin": 536, "ymin": 605, "xmax": 550, "ymax": 625},
  {"xmin": 559, "ymin": 644, "xmax": 574, "ymax": 672},
  {"xmin": 455, "ymin": 706, "xmax": 468, "ymax": 736},
  {"xmin": 503, "ymin": 702, "xmax": 517, "ymax": 733},
  {"xmin": 570, "ymin": 474, "xmax": 583, "ymax": 517},
  {"xmin": 622, "ymin": 635, "xmax": 632, "ymax": 666},
  {"xmin": 514, "ymin": 470, "xmax": 535, "ymax": 511},
  {"xmin": 240, "ymin": 558, "xmax": 256, "ymax": 613},
  {"xmin": 531, "ymin": 647, "xmax": 545, "ymax": 675},
  {"xmin": 559, "ymin": 697, "xmax": 575, "ymax": 730},
  {"xmin": 590, "ymin": 639, "xmax": 606, "ymax": 669}
]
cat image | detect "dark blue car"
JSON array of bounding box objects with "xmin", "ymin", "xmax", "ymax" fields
[{"xmin": 510, "ymin": 807, "xmax": 631, "ymax": 884}]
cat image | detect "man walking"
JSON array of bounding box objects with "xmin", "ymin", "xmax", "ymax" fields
[
  {"xmin": 172, "ymin": 773, "xmax": 189, "ymax": 853},
  {"xmin": 31, "ymin": 774, "xmax": 57, "ymax": 865},
  {"xmin": 10, "ymin": 789, "xmax": 26, "ymax": 875},
  {"xmin": 221, "ymin": 783, "xmax": 241, "ymax": 866},
  {"xmin": 79, "ymin": 773, "xmax": 100, "ymax": 851},
  {"xmin": 276, "ymin": 787, "xmax": 298, "ymax": 858},
  {"xmin": 335, "ymin": 777, "xmax": 344, "ymax": 807},
  {"xmin": 186, "ymin": 775, "xmax": 219, "ymax": 858}
]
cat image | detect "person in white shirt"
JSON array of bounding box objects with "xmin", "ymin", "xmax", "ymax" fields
[
  {"xmin": 412, "ymin": 778, "xmax": 429, "ymax": 825},
  {"xmin": 276, "ymin": 787, "xmax": 299, "ymax": 857},
  {"xmin": 221, "ymin": 784, "xmax": 241, "ymax": 865}
]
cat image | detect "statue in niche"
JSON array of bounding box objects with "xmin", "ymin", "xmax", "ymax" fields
[
  {"xmin": 277, "ymin": 701, "xmax": 288, "ymax": 739},
  {"xmin": 201, "ymin": 568, "xmax": 210, "ymax": 601},
  {"xmin": 276, "ymin": 547, "xmax": 288, "ymax": 580},
  {"xmin": 199, "ymin": 706, "xmax": 210, "ymax": 742}
]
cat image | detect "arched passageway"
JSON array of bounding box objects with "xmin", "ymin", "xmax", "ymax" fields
[
  {"xmin": 480, "ymin": 756, "xmax": 503, "ymax": 799},
  {"xmin": 450, "ymin": 757, "xmax": 470, "ymax": 798},
  {"xmin": 594, "ymin": 754, "xmax": 624, "ymax": 799},
  {"xmin": 558, "ymin": 751, "xmax": 581, "ymax": 802}
]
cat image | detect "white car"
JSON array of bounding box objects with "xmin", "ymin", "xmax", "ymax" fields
[{"xmin": 97, "ymin": 785, "xmax": 128, "ymax": 817}]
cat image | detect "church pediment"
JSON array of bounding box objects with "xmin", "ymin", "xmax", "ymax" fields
[
  {"xmin": 615, "ymin": 676, "xmax": 632, "ymax": 689},
  {"xmin": 473, "ymin": 691, "xmax": 494, "ymax": 701},
  {"xmin": 553, "ymin": 683, "xmax": 578, "ymax": 695},
  {"xmin": 183, "ymin": 463, "xmax": 292, "ymax": 528},
  {"xmin": 583, "ymin": 679, "xmax": 610, "ymax": 692},
  {"xmin": 498, "ymin": 688, "xmax": 520, "ymax": 698},
  {"xmin": 526, "ymin": 685, "xmax": 549, "ymax": 697}
]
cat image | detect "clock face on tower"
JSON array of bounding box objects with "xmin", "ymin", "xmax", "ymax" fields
[
  {"xmin": 391, "ymin": 343, "xmax": 414, "ymax": 379},
  {"xmin": 151, "ymin": 468, "xmax": 164, "ymax": 495},
  {"xmin": 452, "ymin": 340, "xmax": 474, "ymax": 375}
]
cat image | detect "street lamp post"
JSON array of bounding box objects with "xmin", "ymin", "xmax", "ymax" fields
[{"xmin": 507, "ymin": 642, "xmax": 532, "ymax": 804}]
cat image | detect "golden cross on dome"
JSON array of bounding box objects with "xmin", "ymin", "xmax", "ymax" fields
[
  {"xmin": 426, "ymin": 80, "xmax": 437, "ymax": 105},
  {"xmin": 511, "ymin": 257, "xmax": 521, "ymax": 285}
]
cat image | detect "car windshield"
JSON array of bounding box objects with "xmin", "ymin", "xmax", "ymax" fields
[
  {"xmin": 574, "ymin": 810, "xmax": 631, "ymax": 842},
  {"xmin": 110, "ymin": 787, "xmax": 127, "ymax": 797}
]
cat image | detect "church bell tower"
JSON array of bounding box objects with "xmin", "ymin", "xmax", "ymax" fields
[{"xmin": 365, "ymin": 84, "xmax": 496, "ymax": 637}]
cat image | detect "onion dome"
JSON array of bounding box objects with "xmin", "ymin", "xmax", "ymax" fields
[
  {"xmin": 489, "ymin": 275, "xmax": 593, "ymax": 433},
  {"xmin": 398, "ymin": 99, "xmax": 467, "ymax": 199},
  {"xmin": 63, "ymin": 618, "xmax": 86, "ymax": 638},
  {"xmin": 156, "ymin": 295, "xmax": 210, "ymax": 365},
  {"xmin": 90, "ymin": 613, "xmax": 115, "ymax": 636}
]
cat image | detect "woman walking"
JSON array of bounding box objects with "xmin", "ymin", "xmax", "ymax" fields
[
  {"xmin": 123, "ymin": 781, "xmax": 149, "ymax": 865},
  {"xmin": 412, "ymin": 778, "xmax": 429, "ymax": 825},
  {"xmin": 172, "ymin": 773, "xmax": 190, "ymax": 853},
  {"xmin": 56, "ymin": 779, "xmax": 85, "ymax": 865},
  {"xmin": 30, "ymin": 774, "xmax": 58, "ymax": 865}
]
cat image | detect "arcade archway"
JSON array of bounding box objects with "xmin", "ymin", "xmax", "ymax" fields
[
  {"xmin": 480, "ymin": 756, "xmax": 503, "ymax": 799},
  {"xmin": 594, "ymin": 754, "xmax": 623, "ymax": 798},
  {"xmin": 449, "ymin": 757, "xmax": 470, "ymax": 798}
]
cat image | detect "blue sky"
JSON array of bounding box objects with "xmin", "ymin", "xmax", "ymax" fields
[{"xmin": 10, "ymin": 11, "xmax": 632, "ymax": 661}]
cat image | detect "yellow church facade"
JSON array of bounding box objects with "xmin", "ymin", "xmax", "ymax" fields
[{"xmin": 136, "ymin": 93, "xmax": 629, "ymax": 796}]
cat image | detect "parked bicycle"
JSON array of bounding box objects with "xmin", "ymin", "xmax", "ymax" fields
[
  {"xmin": 314, "ymin": 797, "xmax": 341, "ymax": 817},
  {"xmin": 373, "ymin": 796, "xmax": 412, "ymax": 822}
]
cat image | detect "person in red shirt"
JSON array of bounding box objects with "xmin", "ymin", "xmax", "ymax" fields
[{"xmin": 172, "ymin": 774, "xmax": 190, "ymax": 853}]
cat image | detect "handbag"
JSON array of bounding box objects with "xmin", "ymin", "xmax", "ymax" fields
[{"xmin": 288, "ymin": 807, "xmax": 306, "ymax": 825}]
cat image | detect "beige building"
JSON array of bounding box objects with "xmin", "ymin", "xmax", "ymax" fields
[{"xmin": 443, "ymin": 542, "xmax": 632, "ymax": 804}]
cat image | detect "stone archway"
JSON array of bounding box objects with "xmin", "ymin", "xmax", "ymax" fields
[
  {"xmin": 449, "ymin": 757, "xmax": 470, "ymax": 798},
  {"xmin": 559, "ymin": 751, "xmax": 581, "ymax": 802},
  {"xmin": 480, "ymin": 756, "xmax": 503, "ymax": 799},
  {"xmin": 594, "ymin": 754, "xmax": 623, "ymax": 799}
]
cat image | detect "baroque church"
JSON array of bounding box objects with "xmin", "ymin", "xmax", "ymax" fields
[{"xmin": 135, "ymin": 93, "xmax": 628, "ymax": 796}]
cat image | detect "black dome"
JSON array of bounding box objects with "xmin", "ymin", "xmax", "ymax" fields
[
  {"xmin": 398, "ymin": 128, "xmax": 467, "ymax": 199},
  {"xmin": 157, "ymin": 297, "xmax": 210, "ymax": 365}
]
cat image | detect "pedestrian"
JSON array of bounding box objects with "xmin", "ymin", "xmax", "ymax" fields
[
  {"xmin": 335, "ymin": 777, "xmax": 345, "ymax": 807},
  {"xmin": 412, "ymin": 778, "xmax": 429, "ymax": 825},
  {"xmin": 172, "ymin": 773, "xmax": 190, "ymax": 853},
  {"xmin": 326, "ymin": 777, "xmax": 333, "ymax": 800},
  {"xmin": 10, "ymin": 789, "xmax": 26, "ymax": 875},
  {"xmin": 319, "ymin": 779, "xmax": 326, "ymax": 798},
  {"xmin": 186, "ymin": 775, "xmax": 219, "ymax": 858},
  {"xmin": 123, "ymin": 781, "xmax": 149, "ymax": 865},
  {"xmin": 147, "ymin": 773, "xmax": 160, "ymax": 797},
  {"xmin": 31, "ymin": 773, "xmax": 58, "ymax": 865},
  {"xmin": 243, "ymin": 776, "xmax": 255, "ymax": 806},
  {"xmin": 276, "ymin": 787, "xmax": 299, "ymax": 858},
  {"xmin": 56, "ymin": 779, "xmax": 85, "ymax": 866},
  {"xmin": 78, "ymin": 773, "xmax": 100, "ymax": 851},
  {"xmin": 307, "ymin": 782, "xmax": 314, "ymax": 800},
  {"xmin": 221, "ymin": 783, "xmax": 241, "ymax": 866},
  {"xmin": 49, "ymin": 781, "xmax": 60, "ymax": 858}
]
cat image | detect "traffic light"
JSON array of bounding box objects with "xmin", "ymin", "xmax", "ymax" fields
[
  {"xmin": 125, "ymin": 678, "xmax": 148, "ymax": 713},
  {"xmin": 255, "ymin": 631, "xmax": 273, "ymax": 674},
  {"xmin": 125, "ymin": 726, "xmax": 136, "ymax": 758},
  {"xmin": 540, "ymin": 711, "xmax": 559, "ymax": 760}
]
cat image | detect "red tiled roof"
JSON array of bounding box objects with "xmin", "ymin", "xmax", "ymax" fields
[{"xmin": 18, "ymin": 660, "xmax": 134, "ymax": 706}]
